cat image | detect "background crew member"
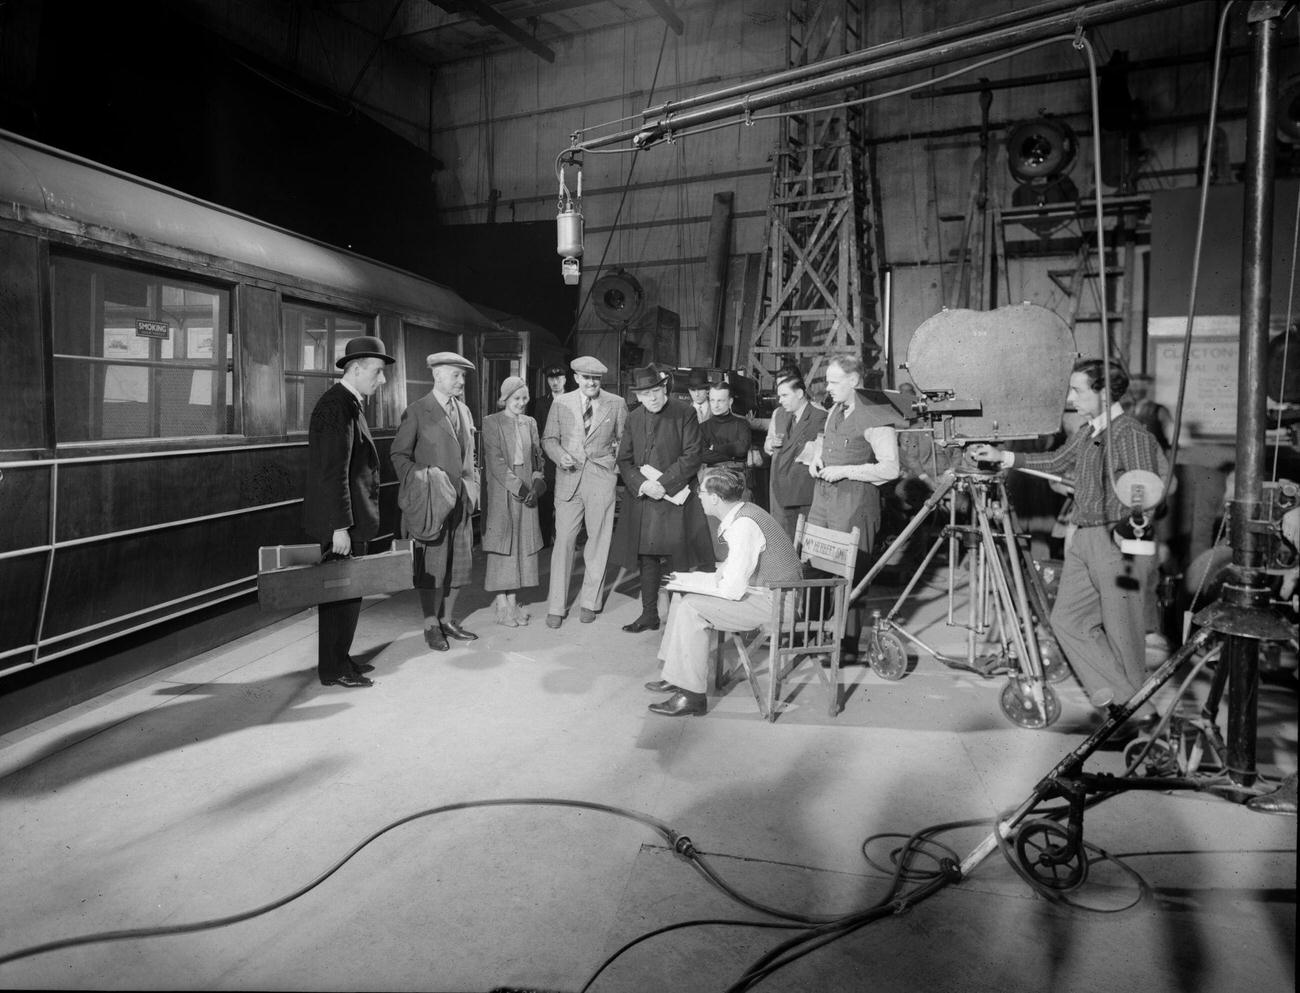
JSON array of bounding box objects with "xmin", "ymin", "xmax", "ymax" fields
[
  {"xmin": 531, "ymin": 364, "xmax": 568, "ymax": 545},
  {"xmin": 686, "ymin": 367, "xmax": 712, "ymax": 423},
  {"xmin": 646, "ymin": 469, "xmax": 804, "ymax": 717},
  {"xmin": 542, "ymin": 356, "xmax": 628, "ymax": 628},
  {"xmin": 969, "ymin": 359, "xmax": 1169, "ymax": 727},
  {"xmin": 481, "ymin": 376, "xmax": 546, "ymax": 627},
  {"xmin": 391, "ymin": 352, "xmax": 481, "ymax": 652},
  {"xmin": 303, "ymin": 335, "xmax": 394, "ymax": 688},
  {"xmin": 765, "ymin": 374, "xmax": 828, "ymax": 539},
  {"xmin": 699, "ymin": 379, "xmax": 754, "ymax": 559},
  {"xmin": 612, "ymin": 365, "xmax": 715, "ymax": 633},
  {"xmin": 808, "ymin": 354, "xmax": 900, "ymax": 659}
]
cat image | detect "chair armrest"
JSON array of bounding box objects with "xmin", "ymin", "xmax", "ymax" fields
[{"xmin": 762, "ymin": 577, "xmax": 846, "ymax": 590}]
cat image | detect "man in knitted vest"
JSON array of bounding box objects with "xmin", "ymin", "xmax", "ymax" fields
[{"xmin": 646, "ymin": 468, "xmax": 804, "ymax": 716}]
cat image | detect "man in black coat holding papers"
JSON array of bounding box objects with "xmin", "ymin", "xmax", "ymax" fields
[
  {"xmin": 303, "ymin": 336, "xmax": 395, "ymax": 688},
  {"xmin": 611, "ymin": 365, "xmax": 715, "ymax": 632}
]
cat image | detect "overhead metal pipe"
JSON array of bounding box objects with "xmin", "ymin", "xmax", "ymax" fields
[
  {"xmin": 642, "ymin": 0, "xmax": 1092, "ymax": 119},
  {"xmin": 572, "ymin": 0, "xmax": 1187, "ymax": 151}
]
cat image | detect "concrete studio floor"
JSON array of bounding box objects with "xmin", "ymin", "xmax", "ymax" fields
[{"xmin": 0, "ymin": 549, "xmax": 1295, "ymax": 993}]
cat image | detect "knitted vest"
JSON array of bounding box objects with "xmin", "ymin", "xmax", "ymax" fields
[{"xmin": 735, "ymin": 504, "xmax": 804, "ymax": 584}]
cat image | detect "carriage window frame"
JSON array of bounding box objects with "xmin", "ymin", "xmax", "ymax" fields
[
  {"xmin": 281, "ymin": 300, "xmax": 385, "ymax": 433},
  {"xmin": 49, "ymin": 253, "xmax": 235, "ymax": 445}
]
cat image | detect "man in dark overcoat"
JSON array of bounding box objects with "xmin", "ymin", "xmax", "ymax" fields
[
  {"xmin": 303, "ymin": 335, "xmax": 395, "ymax": 687},
  {"xmin": 611, "ymin": 365, "xmax": 715, "ymax": 632}
]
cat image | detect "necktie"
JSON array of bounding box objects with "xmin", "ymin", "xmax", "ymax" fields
[
  {"xmin": 446, "ymin": 399, "xmax": 459, "ymax": 433},
  {"xmin": 583, "ymin": 397, "xmax": 593, "ymax": 436}
]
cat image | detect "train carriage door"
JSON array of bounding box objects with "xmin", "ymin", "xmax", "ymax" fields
[{"xmin": 479, "ymin": 330, "xmax": 530, "ymax": 423}]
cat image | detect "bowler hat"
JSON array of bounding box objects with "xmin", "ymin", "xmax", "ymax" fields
[
  {"xmin": 571, "ymin": 355, "xmax": 607, "ymax": 376},
  {"xmin": 686, "ymin": 367, "xmax": 712, "ymax": 389},
  {"xmin": 335, "ymin": 335, "xmax": 395, "ymax": 369},
  {"xmin": 426, "ymin": 351, "xmax": 475, "ymax": 372},
  {"xmin": 630, "ymin": 365, "xmax": 669, "ymax": 392}
]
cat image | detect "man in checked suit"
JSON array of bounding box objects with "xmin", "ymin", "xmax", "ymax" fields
[
  {"xmin": 542, "ymin": 356, "xmax": 628, "ymax": 628},
  {"xmin": 302, "ymin": 335, "xmax": 395, "ymax": 688}
]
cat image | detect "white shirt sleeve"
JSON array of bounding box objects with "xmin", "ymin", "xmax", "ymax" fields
[
  {"xmin": 712, "ymin": 517, "xmax": 766, "ymax": 600},
  {"xmin": 838, "ymin": 426, "xmax": 900, "ymax": 484}
]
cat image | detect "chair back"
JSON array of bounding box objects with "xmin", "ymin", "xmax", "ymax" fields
[{"xmin": 794, "ymin": 517, "xmax": 860, "ymax": 579}]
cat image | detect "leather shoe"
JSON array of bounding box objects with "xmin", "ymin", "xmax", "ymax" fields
[
  {"xmin": 623, "ymin": 615, "xmax": 660, "ymax": 633},
  {"xmin": 442, "ymin": 619, "xmax": 478, "ymax": 641},
  {"xmin": 648, "ymin": 692, "xmax": 706, "ymax": 716},
  {"xmin": 579, "ymin": 607, "xmax": 598, "ymax": 623},
  {"xmin": 644, "ymin": 679, "xmax": 678, "ymax": 693},
  {"xmin": 424, "ymin": 623, "xmax": 449, "ymax": 652},
  {"xmin": 546, "ymin": 613, "xmax": 564, "ymax": 629},
  {"xmin": 353, "ymin": 662, "xmax": 375, "ymax": 674},
  {"xmin": 321, "ymin": 673, "xmax": 373, "ymax": 688}
]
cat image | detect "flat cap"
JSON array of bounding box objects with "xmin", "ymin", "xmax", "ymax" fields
[
  {"xmin": 570, "ymin": 355, "xmax": 608, "ymax": 376},
  {"xmin": 426, "ymin": 351, "xmax": 475, "ymax": 371}
]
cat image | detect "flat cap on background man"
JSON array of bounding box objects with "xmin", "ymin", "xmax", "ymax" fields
[
  {"xmin": 571, "ymin": 356, "xmax": 608, "ymax": 376},
  {"xmin": 427, "ymin": 351, "xmax": 475, "ymax": 371}
]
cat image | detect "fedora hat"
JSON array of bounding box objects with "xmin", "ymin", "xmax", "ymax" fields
[
  {"xmin": 335, "ymin": 335, "xmax": 395, "ymax": 369},
  {"xmin": 686, "ymin": 367, "xmax": 712, "ymax": 389},
  {"xmin": 629, "ymin": 365, "xmax": 669, "ymax": 392}
]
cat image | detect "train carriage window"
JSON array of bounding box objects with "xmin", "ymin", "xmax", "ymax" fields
[
  {"xmin": 282, "ymin": 302, "xmax": 383, "ymax": 432},
  {"xmin": 51, "ymin": 256, "xmax": 233, "ymax": 443}
]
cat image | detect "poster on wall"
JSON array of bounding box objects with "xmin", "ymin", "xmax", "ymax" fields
[{"xmin": 1152, "ymin": 338, "xmax": 1237, "ymax": 440}]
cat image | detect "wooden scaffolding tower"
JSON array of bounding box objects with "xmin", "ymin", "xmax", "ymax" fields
[{"xmin": 743, "ymin": 0, "xmax": 882, "ymax": 389}]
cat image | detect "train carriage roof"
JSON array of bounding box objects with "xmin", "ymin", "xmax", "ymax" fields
[{"xmin": 0, "ymin": 129, "xmax": 498, "ymax": 335}]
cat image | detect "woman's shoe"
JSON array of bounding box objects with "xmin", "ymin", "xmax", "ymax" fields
[
  {"xmin": 495, "ymin": 602, "xmax": 519, "ymax": 627},
  {"xmin": 512, "ymin": 604, "xmax": 531, "ymax": 625}
]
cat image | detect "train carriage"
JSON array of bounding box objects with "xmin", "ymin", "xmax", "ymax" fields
[{"xmin": 0, "ymin": 130, "xmax": 557, "ymax": 716}]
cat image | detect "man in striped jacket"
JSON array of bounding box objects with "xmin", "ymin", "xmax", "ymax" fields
[{"xmin": 646, "ymin": 468, "xmax": 804, "ymax": 716}]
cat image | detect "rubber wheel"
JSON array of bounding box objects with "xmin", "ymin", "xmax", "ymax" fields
[
  {"xmin": 1013, "ymin": 820, "xmax": 1088, "ymax": 892},
  {"xmin": 999, "ymin": 676, "xmax": 1061, "ymax": 729},
  {"xmin": 870, "ymin": 629, "xmax": 909, "ymax": 681},
  {"xmin": 1122, "ymin": 735, "xmax": 1180, "ymax": 777}
]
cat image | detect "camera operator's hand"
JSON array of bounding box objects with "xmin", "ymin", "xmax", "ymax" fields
[
  {"xmin": 966, "ymin": 443, "xmax": 1000, "ymax": 462},
  {"xmin": 817, "ymin": 464, "xmax": 852, "ymax": 483}
]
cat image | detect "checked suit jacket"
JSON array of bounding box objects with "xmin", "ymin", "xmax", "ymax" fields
[{"xmin": 541, "ymin": 388, "xmax": 628, "ymax": 501}]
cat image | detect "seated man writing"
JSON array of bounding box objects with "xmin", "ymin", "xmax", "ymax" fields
[{"xmin": 645, "ymin": 468, "xmax": 805, "ymax": 717}]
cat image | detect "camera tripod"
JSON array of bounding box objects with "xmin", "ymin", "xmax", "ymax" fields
[{"xmin": 853, "ymin": 465, "xmax": 1068, "ymax": 729}]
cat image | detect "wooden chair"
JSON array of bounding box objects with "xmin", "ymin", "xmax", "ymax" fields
[{"xmin": 713, "ymin": 515, "xmax": 860, "ymax": 722}]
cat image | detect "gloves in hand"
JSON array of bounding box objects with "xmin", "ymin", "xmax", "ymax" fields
[{"xmin": 530, "ymin": 476, "xmax": 547, "ymax": 500}]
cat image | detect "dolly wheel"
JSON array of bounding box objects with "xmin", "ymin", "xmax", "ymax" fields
[
  {"xmin": 999, "ymin": 676, "xmax": 1061, "ymax": 729},
  {"xmin": 870, "ymin": 629, "xmax": 909, "ymax": 681},
  {"xmin": 1013, "ymin": 820, "xmax": 1089, "ymax": 892}
]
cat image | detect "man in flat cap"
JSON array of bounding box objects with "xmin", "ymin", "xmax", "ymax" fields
[
  {"xmin": 391, "ymin": 351, "xmax": 481, "ymax": 651},
  {"xmin": 530, "ymin": 364, "xmax": 569, "ymax": 545},
  {"xmin": 303, "ymin": 335, "xmax": 394, "ymax": 688},
  {"xmin": 611, "ymin": 365, "xmax": 716, "ymax": 632},
  {"xmin": 541, "ymin": 356, "xmax": 628, "ymax": 627}
]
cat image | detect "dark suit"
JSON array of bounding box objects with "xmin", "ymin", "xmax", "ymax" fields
[
  {"xmin": 303, "ymin": 382, "xmax": 381, "ymax": 682},
  {"xmin": 531, "ymin": 389, "xmax": 565, "ymax": 544},
  {"xmin": 612, "ymin": 398, "xmax": 715, "ymax": 617},
  {"xmin": 767, "ymin": 401, "xmax": 828, "ymax": 539}
]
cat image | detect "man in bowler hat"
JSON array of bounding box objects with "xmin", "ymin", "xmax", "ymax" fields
[{"xmin": 302, "ymin": 335, "xmax": 394, "ymax": 687}]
